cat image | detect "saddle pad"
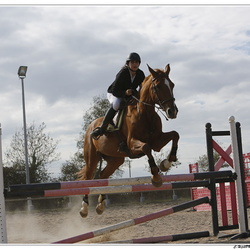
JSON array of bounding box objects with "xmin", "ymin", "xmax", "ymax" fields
[{"xmin": 106, "ymin": 109, "xmax": 125, "ymax": 133}]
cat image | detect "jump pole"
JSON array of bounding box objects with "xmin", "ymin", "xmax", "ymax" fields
[
  {"xmin": 7, "ymin": 177, "xmax": 235, "ymax": 198},
  {"xmin": 7, "ymin": 170, "xmax": 234, "ymax": 194},
  {"xmin": 106, "ymin": 231, "xmax": 210, "ymax": 243},
  {"xmin": 53, "ymin": 196, "xmax": 209, "ymax": 244},
  {"xmin": 0, "ymin": 124, "xmax": 7, "ymax": 243}
]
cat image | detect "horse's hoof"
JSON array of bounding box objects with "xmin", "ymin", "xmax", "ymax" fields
[
  {"xmin": 79, "ymin": 209, "xmax": 88, "ymax": 218},
  {"xmin": 79, "ymin": 202, "xmax": 88, "ymax": 218},
  {"xmin": 151, "ymin": 175, "xmax": 163, "ymax": 187},
  {"xmin": 96, "ymin": 200, "xmax": 105, "ymax": 215},
  {"xmin": 159, "ymin": 159, "xmax": 172, "ymax": 172}
]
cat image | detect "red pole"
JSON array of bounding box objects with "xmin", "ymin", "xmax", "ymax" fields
[{"xmin": 219, "ymin": 183, "xmax": 228, "ymax": 226}]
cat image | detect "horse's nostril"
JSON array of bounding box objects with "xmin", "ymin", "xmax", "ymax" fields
[
  {"xmin": 167, "ymin": 107, "xmax": 178, "ymax": 118},
  {"xmin": 168, "ymin": 108, "xmax": 173, "ymax": 117}
]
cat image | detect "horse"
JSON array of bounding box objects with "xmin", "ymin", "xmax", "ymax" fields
[{"xmin": 78, "ymin": 64, "xmax": 179, "ymax": 217}]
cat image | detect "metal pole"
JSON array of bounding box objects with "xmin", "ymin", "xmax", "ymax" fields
[
  {"xmin": 20, "ymin": 76, "xmax": 33, "ymax": 211},
  {"xmin": 128, "ymin": 160, "xmax": 131, "ymax": 178},
  {"xmin": 21, "ymin": 78, "xmax": 30, "ymax": 184},
  {"xmin": 0, "ymin": 124, "xmax": 8, "ymax": 243}
]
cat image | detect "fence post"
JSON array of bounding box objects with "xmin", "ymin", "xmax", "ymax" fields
[
  {"xmin": 206, "ymin": 123, "xmax": 219, "ymax": 236},
  {"xmin": 229, "ymin": 116, "xmax": 249, "ymax": 238}
]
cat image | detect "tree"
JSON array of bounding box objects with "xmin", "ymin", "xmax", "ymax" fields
[
  {"xmin": 59, "ymin": 152, "xmax": 83, "ymax": 181},
  {"xmin": 77, "ymin": 95, "xmax": 110, "ymax": 150},
  {"xmin": 4, "ymin": 122, "xmax": 60, "ymax": 186},
  {"xmin": 197, "ymin": 150, "xmax": 229, "ymax": 172}
]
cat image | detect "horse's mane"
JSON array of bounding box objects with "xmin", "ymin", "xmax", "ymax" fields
[{"xmin": 141, "ymin": 68, "xmax": 164, "ymax": 87}]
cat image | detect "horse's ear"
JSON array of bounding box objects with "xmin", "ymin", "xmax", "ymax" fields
[
  {"xmin": 147, "ymin": 64, "xmax": 158, "ymax": 79},
  {"xmin": 165, "ymin": 64, "xmax": 170, "ymax": 75}
]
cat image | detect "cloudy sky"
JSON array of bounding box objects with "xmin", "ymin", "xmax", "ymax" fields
[{"xmin": 1, "ymin": 4, "xmax": 250, "ymax": 178}]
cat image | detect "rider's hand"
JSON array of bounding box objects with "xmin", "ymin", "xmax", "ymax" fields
[{"xmin": 125, "ymin": 89, "xmax": 133, "ymax": 96}]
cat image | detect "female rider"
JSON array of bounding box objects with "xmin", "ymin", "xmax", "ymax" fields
[{"xmin": 91, "ymin": 52, "xmax": 145, "ymax": 140}]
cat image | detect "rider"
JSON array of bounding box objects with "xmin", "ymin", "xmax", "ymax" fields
[{"xmin": 91, "ymin": 52, "xmax": 145, "ymax": 140}]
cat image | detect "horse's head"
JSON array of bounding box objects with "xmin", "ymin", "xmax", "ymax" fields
[{"xmin": 147, "ymin": 64, "xmax": 178, "ymax": 119}]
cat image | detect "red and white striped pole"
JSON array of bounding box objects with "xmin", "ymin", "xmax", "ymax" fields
[
  {"xmin": 7, "ymin": 170, "xmax": 233, "ymax": 198},
  {"xmin": 53, "ymin": 196, "xmax": 209, "ymax": 244}
]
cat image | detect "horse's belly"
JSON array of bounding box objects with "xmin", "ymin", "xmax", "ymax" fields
[{"xmin": 93, "ymin": 133, "xmax": 127, "ymax": 157}]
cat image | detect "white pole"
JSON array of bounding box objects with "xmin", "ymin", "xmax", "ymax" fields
[
  {"xmin": 0, "ymin": 124, "xmax": 7, "ymax": 243},
  {"xmin": 229, "ymin": 116, "xmax": 247, "ymax": 234}
]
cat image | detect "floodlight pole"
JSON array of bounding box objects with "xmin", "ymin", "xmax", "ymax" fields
[
  {"xmin": 21, "ymin": 78, "xmax": 30, "ymax": 184},
  {"xmin": 18, "ymin": 67, "xmax": 30, "ymax": 185},
  {"xmin": 18, "ymin": 66, "xmax": 33, "ymax": 211}
]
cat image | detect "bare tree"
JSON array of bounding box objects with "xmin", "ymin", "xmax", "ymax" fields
[
  {"xmin": 197, "ymin": 150, "xmax": 229, "ymax": 172},
  {"xmin": 4, "ymin": 122, "xmax": 60, "ymax": 184},
  {"xmin": 77, "ymin": 94, "xmax": 110, "ymax": 150}
]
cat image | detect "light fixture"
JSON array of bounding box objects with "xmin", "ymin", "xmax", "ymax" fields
[{"xmin": 18, "ymin": 66, "xmax": 28, "ymax": 79}]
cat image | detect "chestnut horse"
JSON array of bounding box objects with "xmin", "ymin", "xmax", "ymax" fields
[{"xmin": 78, "ymin": 64, "xmax": 179, "ymax": 217}]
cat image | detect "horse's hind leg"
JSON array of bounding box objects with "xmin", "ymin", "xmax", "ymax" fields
[
  {"xmin": 80, "ymin": 195, "xmax": 89, "ymax": 218},
  {"xmin": 79, "ymin": 137, "xmax": 102, "ymax": 218},
  {"xmin": 95, "ymin": 156, "xmax": 125, "ymax": 215}
]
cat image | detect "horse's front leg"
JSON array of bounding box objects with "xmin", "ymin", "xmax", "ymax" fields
[
  {"xmin": 167, "ymin": 131, "xmax": 179, "ymax": 162},
  {"xmin": 129, "ymin": 138, "xmax": 162, "ymax": 187},
  {"xmin": 153, "ymin": 130, "xmax": 180, "ymax": 172}
]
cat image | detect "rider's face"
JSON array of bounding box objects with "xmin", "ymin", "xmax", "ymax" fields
[{"xmin": 128, "ymin": 60, "xmax": 140, "ymax": 71}]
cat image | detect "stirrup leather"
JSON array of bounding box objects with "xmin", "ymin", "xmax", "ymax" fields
[{"xmin": 91, "ymin": 127, "xmax": 103, "ymax": 140}]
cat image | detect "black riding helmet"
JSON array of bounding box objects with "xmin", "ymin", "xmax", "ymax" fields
[{"xmin": 126, "ymin": 52, "xmax": 141, "ymax": 65}]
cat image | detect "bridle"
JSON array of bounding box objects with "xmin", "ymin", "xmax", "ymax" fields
[
  {"xmin": 151, "ymin": 76, "xmax": 175, "ymax": 111},
  {"xmin": 131, "ymin": 75, "xmax": 176, "ymax": 120}
]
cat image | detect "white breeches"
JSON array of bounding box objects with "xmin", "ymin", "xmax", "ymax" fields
[{"xmin": 107, "ymin": 93, "xmax": 122, "ymax": 111}]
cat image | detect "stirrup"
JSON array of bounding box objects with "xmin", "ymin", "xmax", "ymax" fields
[{"xmin": 91, "ymin": 127, "xmax": 103, "ymax": 140}]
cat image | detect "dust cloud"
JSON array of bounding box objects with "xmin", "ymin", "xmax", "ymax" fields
[{"xmin": 6, "ymin": 197, "xmax": 97, "ymax": 244}]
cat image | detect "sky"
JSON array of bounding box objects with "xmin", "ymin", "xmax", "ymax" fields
[{"xmin": 1, "ymin": 4, "xmax": 250, "ymax": 179}]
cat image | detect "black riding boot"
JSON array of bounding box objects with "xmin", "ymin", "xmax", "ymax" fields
[{"xmin": 91, "ymin": 107, "xmax": 117, "ymax": 140}]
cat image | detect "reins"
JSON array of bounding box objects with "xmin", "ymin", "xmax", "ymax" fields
[{"xmin": 131, "ymin": 94, "xmax": 169, "ymax": 121}]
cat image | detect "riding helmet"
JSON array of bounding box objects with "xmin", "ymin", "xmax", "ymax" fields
[{"xmin": 126, "ymin": 52, "xmax": 141, "ymax": 64}]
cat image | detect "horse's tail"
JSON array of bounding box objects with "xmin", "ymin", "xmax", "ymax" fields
[{"xmin": 77, "ymin": 118, "xmax": 103, "ymax": 181}]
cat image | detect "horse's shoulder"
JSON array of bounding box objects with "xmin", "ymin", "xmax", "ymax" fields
[{"xmin": 126, "ymin": 105, "xmax": 137, "ymax": 116}]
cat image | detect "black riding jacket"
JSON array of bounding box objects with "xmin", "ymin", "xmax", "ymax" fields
[{"xmin": 107, "ymin": 66, "xmax": 145, "ymax": 98}]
